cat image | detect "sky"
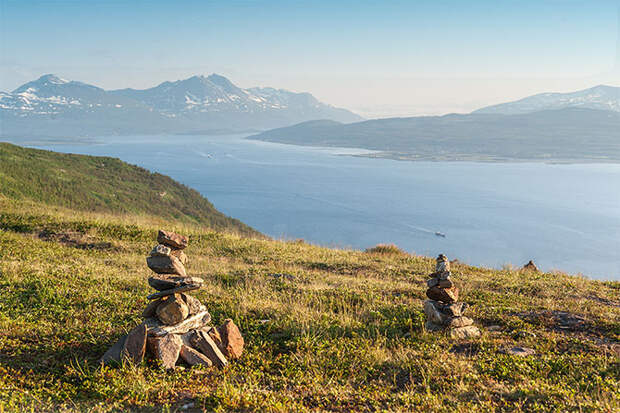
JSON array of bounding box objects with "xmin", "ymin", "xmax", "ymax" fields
[{"xmin": 1, "ymin": 0, "xmax": 619, "ymax": 118}]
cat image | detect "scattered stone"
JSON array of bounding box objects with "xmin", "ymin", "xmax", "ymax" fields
[
  {"xmin": 217, "ymin": 319, "xmax": 244, "ymax": 359},
  {"xmin": 147, "ymin": 333, "xmax": 183, "ymax": 369},
  {"xmin": 190, "ymin": 330, "xmax": 228, "ymax": 368},
  {"xmin": 100, "ymin": 334, "xmax": 127, "ymax": 365},
  {"xmin": 150, "ymin": 244, "xmax": 171, "ymax": 257},
  {"xmin": 145, "ymin": 310, "xmax": 212, "ymax": 337},
  {"xmin": 157, "ymin": 230, "xmax": 188, "ymax": 250},
  {"xmin": 122, "ymin": 323, "xmax": 147, "ymax": 363},
  {"xmin": 450, "ymin": 325, "xmax": 481, "ymax": 339},
  {"xmin": 502, "ymin": 346, "xmax": 536, "ymax": 357},
  {"xmin": 180, "ymin": 293, "xmax": 203, "ymax": 315},
  {"xmin": 487, "ymin": 325, "xmax": 502, "ymax": 332},
  {"xmin": 156, "ymin": 294, "xmax": 190, "ymax": 325},
  {"xmin": 179, "ymin": 345, "xmax": 213, "ymax": 367},
  {"xmin": 522, "ymin": 260, "xmax": 540, "ymax": 272},
  {"xmin": 146, "ymin": 255, "xmax": 187, "ymax": 276},
  {"xmin": 447, "ymin": 316, "xmax": 474, "ymax": 328},
  {"xmin": 426, "ymin": 285, "xmax": 459, "ymax": 303},
  {"xmin": 147, "ymin": 283, "xmax": 200, "ymax": 300}
]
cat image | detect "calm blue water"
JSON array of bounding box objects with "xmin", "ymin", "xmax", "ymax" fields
[{"xmin": 14, "ymin": 134, "xmax": 620, "ymax": 280}]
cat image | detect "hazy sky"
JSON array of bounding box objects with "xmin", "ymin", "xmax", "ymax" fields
[{"xmin": 1, "ymin": 0, "xmax": 619, "ymax": 117}]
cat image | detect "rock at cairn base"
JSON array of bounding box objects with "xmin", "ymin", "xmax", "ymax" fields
[
  {"xmin": 522, "ymin": 260, "xmax": 540, "ymax": 272},
  {"xmin": 147, "ymin": 333, "xmax": 183, "ymax": 370},
  {"xmin": 423, "ymin": 254, "xmax": 480, "ymax": 338},
  {"xmin": 217, "ymin": 319, "xmax": 245, "ymax": 359}
]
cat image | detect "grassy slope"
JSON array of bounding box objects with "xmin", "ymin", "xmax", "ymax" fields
[
  {"xmin": 0, "ymin": 142, "xmax": 259, "ymax": 237},
  {"xmin": 0, "ymin": 199, "xmax": 618, "ymax": 412}
]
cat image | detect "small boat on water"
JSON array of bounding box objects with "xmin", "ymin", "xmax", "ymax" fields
[{"xmin": 435, "ymin": 232, "xmax": 446, "ymax": 238}]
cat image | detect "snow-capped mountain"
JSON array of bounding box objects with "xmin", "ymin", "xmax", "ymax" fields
[
  {"xmin": 0, "ymin": 74, "xmax": 362, "ymax": 137},
  {"xmin": 474, "ymin": 85, "xmax": 620, "ymax": 115}
]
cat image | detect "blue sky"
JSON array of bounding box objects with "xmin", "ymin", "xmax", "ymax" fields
[{"xmin": 1, "ymin": 0, "xmax": 619, "ymax": 116}]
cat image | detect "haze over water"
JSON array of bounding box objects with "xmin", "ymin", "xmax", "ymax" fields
[{"xmin": 21, "ymin": 134, "xmax": 620, "ymax": 280}]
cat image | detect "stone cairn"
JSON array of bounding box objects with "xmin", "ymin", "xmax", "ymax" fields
[
  {"xmin": 101, "ymin": 230, "xmax": 244, "ymax": 369},
  {"xmin": 423, "ymin": 254, "xmax": 480, "ymax": 338}
]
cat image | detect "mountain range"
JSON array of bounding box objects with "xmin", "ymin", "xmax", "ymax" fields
[
  {"xmin": 0, "ymin": 74, "xmax": 362, "ymax": 137},
  {"xmin": 250, "ymin": 85, "xmax": 620, "ymax": 162}
]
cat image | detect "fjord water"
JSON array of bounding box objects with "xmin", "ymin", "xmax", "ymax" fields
[{"xmin": 24, "ymin": 134, "xmax": 620, "ymax": 280}]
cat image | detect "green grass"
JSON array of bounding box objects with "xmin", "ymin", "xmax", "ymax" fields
[
  {"xmin": 0, "ymin": 144, "xmax": 618, "ymax": 411},
  {"xmin": 0, "ymin": 198, "xmax": 618, "ymax": 412},
  {"xmin": 0, "ymin": 142, "xmax": 259, "ymax": 236}
]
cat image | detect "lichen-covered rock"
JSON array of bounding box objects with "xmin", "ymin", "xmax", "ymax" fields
[
  {"xmin": 449, "ymin": 325, "xmax": 480, "ymax": 339},
  {"xmin": 146, "ymin": 255, "xmax": 186, "ymax": 276},
  {"xmin": 150, "ymin": 244, "xmax": 171, "ymax": 257},
  {"xmin": 147, "ymin": 333, "xmax": 182, "ymax": 369},
  {"xmin": 180, "ymin": 293, "xmax": 202, "ymax": 315},
  {"xmin": 156, "ymin": 294, "xmax": 189, "ymax": 325},
  {"xmin": 179, "ymin": 345, "xmax": 212, "ymax": 367},
  {"xmin": 157, "ymin": 230, "xmax": 188, "ymax": 250},
  {"xmin": 426, "ymin": 285, "xmax": 459, "ymax": 303},
  {"xmin": 447, "ymin": 316, "xmax": 474, "ymax": 328},
  {"xmin": 423, "ymin": 300, "xmax": 449, "ymax": 325},
  {"xmin": 217, "ymin": 319, "xmax": 244, "ymax": 359},
  {"xmin": 444, "ymin": 302, "xmax": 468, "ymax": 317},
  {"xmin": 148, "ymin": 276, "xmax": 203, "ymax": 291},
  {"xmin": 189, "ymin": 330, "xmax": 228, "ymax": 368},
  {"xmin": 122, "ymin": 323, "xmax": 147, "ymax": 363},
  {"xmin": 145, "ymin": 310, "xmax": 211, "ymax": 337},
  {"xmin": 142, "ymin": 298, "xmax": 162, "ymax": 318},
  {"xmin": 426, "ymin": 277, "xmax": 439, "ymax": 288}
]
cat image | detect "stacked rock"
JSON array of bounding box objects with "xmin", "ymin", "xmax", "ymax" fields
[
  {"xmin": 101, "ymin": 230, "xmax": 244, "ymax": 369},
  {"xmin": 423, "ymin": 254, "xmax": 480, "ymax": 339}
]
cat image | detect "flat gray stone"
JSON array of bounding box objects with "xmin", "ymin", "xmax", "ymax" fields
[
  {"xmin": 425, "ymin": 320, "xmax": 444, "ymax": 332},
  {"xmin": 145, "ymin": 309, "xmax": 211, "ymax": 337},
  {"xmin": 147, "ymin": 284, "xmax": 200, "ymax": 300},
  {"xmin": 100, "ymin": 334, "xmax": 127, "ymax": 365},
  {"xmin": 146, "ymin": 255, "xmax": 186, "ymax": 277},
  {"xmin": 150, "ymin": 244, "xmax": 171, "ymax": 257},
  {"xmin": 122, "ymin": 323, "xmax": 147, "ymax": 364},
  {"xmin": 179, "ymin": 345, "xmax": 212, "ymax": 367},
  {"xmin": 190, "ymin": 330, "xmax": 228, "ymax": 368}
]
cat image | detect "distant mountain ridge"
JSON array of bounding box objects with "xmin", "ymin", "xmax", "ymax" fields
[
  {"xmin": 0, "ymin": 74, "xmax": 362, "ymax": 137},
  {"xmin": 250, "ymin": 107, "xmax": 620, "ymax": 162},
  {"xmin": 474, "ymin": 85, "xmax": 620, "ymax": 114}
]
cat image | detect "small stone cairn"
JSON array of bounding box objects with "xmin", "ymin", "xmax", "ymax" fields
[
  {"xmin": 101, "ymin": 230, "xmax": 244, "ymax": 369},
  {"xmin": 423, "ymin": 254, "xmax": 480, "ymax": 338}
]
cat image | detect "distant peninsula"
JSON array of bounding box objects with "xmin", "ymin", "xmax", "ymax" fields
[{"xmin": 249, "ymin": 85, "xmax": 620, "ymax": 163}]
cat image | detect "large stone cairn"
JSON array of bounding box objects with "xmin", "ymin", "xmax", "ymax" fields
[
  {"xmin": 423, "ymin": 254, "xmax": 480, "ymax": 338},
  {"xmin": 101, "ymin": 230, "xmax": 244, "ymax": 369}
]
